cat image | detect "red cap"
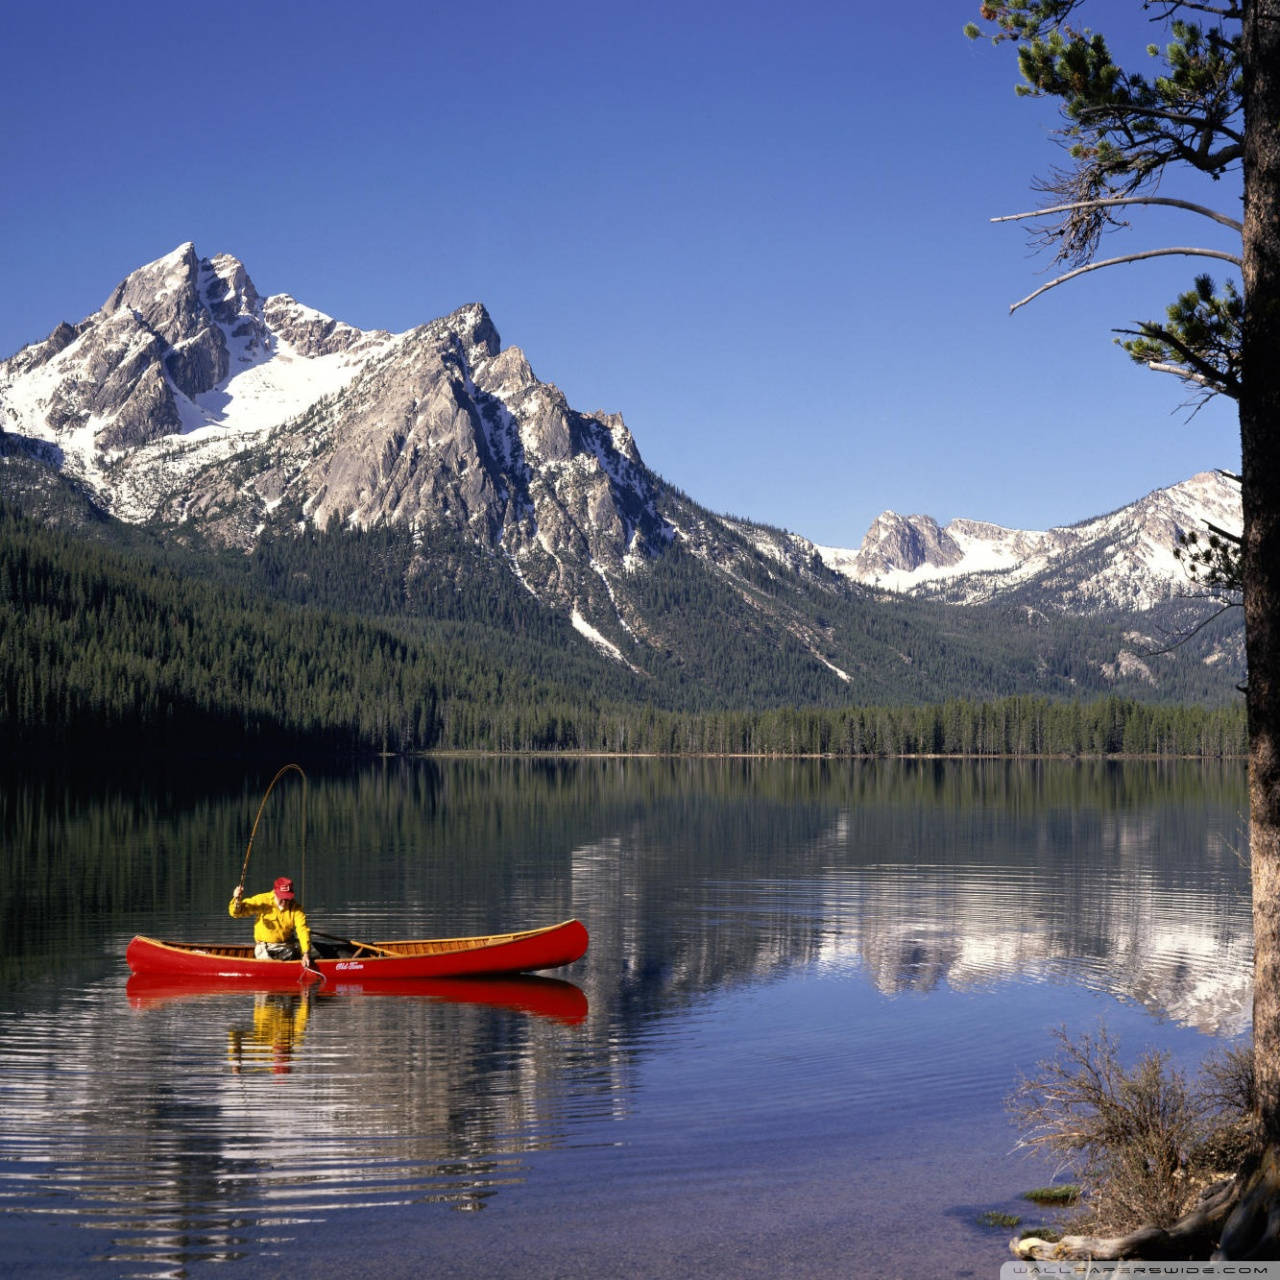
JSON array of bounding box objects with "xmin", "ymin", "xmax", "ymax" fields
[{"xmin": 273, "ymin": 876, "xmax": 296, "ymax": 899}]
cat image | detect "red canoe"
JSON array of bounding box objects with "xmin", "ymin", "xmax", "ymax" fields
[{"xmin": 126, "ymin": 918, "xmax": 589, "ymax": 982}]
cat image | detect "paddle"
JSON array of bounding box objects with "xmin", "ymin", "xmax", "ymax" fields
[{"xmin": 312, "ymin": 930, "xmax": 398, "ymax": 959}]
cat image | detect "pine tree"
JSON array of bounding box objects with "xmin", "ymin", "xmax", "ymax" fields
[{"xmin": 970, "ymin": 0, "xmax": 1280, "ymax": 1257}]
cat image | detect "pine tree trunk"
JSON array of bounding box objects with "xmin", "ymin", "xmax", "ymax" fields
[{"xmin": 1242, "ymin": 0, "xmax": 1280, "ymax": 1149}]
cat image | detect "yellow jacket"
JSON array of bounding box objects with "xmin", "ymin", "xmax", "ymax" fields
[{"xmin": 229, "ymin": 891, "xmax": 312, "ymax": 953}]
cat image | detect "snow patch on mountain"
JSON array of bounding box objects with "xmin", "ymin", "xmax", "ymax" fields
[
  {"xmin": 169, "ymin": 337, "xmax": 393, "ymax": 439},
  {"xmin": 814, "ymin": 652, "xmax": 851, "ymax": 683},
  {"xmin": 571, "ymin": 609, "xmax": 626, "ymax": 662}
]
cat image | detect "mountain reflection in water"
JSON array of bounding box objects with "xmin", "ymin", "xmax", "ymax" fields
[
  {"xmin": 566, "ymin": 760, "xmax": 1251, "ymax": 1036},
  {"xmin": 0, "ymin": 757, "xmax": 1251, "ymax": 1277}
]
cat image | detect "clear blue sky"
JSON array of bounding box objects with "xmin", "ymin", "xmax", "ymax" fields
[{"xmin": 1, "ymin": 0, "xmax": 1242, "ymax": 547}]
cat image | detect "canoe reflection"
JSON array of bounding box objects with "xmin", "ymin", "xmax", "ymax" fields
[{"xmin": 124, "ymin": 971, "xmax": 589, "ymax": 1025}]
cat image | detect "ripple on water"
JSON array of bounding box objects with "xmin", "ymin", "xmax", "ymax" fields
[{"xmin": 0, "ymin": 971, "xmax": 603, "ymax": 1274}]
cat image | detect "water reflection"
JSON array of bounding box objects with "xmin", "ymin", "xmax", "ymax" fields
[
  {"xmin": 0, "ymin": 757, "xmax": 1252, "ymax": 1275},
  {"xmin": 228, "ymin": 990, "xmax": 312, "ymax": 1074},
  {"xmin": 564, "ymin": 761, "xmax": 1251, "ymax": 1037},
  {"xmin": 4, "ymin": 967, "xmax": 594, "ymax": 1274},
  {"xmin": 125, "ymin": 973, "xmax": 590, "ymax": 1023},
  {"xmin": 813, "ymin": 856, "xmax": 1252, "ymax": 1034}
]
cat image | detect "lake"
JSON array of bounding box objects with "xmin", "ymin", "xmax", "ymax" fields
[{"xmin": 0, "ymin": 757, "xmax": 1252, "ymax": 1278}]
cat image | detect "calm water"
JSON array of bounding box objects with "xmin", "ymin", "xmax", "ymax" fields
[{"xmin": 0, "ymin": 758, "xmax": 1251, "ymax": 1278}]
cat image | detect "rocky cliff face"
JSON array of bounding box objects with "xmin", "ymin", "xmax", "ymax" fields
[
  {"xmin": 295, "ymin": 305, "xmax": 672, "ymax": 562},
  {"xmin": 847, "ymin": 511, "xmax": 965, "ymax": 577}
]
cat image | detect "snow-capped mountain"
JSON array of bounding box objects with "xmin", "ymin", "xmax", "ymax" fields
[
  {"xmin": 1, "ymin": 243, "xmax": 684, "ymax": 563},
  {"xmin": 2, "ymin": 245, "xmax": 393, "ymax": 460},
  {"xmin": 0, "ymin": 243, "xmax": 836, "ymax": 674},
  {"xmin": 814, "ymin": 471, "xmax": 1243, "ymax": 615},
  {"xmin": 0, "ymin": 244, "xmax": 1245, "ymax": 703}
]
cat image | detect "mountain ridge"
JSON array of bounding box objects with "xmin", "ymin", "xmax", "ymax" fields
[
  {"xmin": 0, "ymin": 243, "xmax": 1246, "ymax": 709},
  {"xmin": 814, "ymin": 470, "xmax": 1242, "ymax": 616}
]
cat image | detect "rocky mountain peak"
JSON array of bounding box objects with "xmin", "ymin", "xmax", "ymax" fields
[
  {"xmin": 454, "ymin": 303, "xmax": 501, "ymax": 365},
  {"xmin": 592, "ymin": 411, "xmax": 642, "ymax": 468},
  {"xmin": 854, "ymin": 511, "xmax": 964, "ymax": 576},
  {"xmin": 3, "ymin": 320, "xmax": 83, "ymax": 377},
  {"xmin": 92, "ymin": 243, "xmax": 271, "ymax": 404},
  {"xmin": 103, "ymin": 242, "xmax": 201, "ymax": 335},
  {"xmin": 260, "ymin": 293, "xmax": 386, "ymax": 359},
  {"xmin": 473, "ymin": 343, "xmax": 533, "ymax": 396},
  {"xmin": 202, "ymin": 252, "xmax": 263, "ymax": 324}
]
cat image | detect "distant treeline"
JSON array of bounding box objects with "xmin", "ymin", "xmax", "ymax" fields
[
  {"xmin": 0, "ymin": 502, "xmax": 1247, "ymax": 760},
  {"xmin": 559, "ymin": 695, "xmax": 1246, "ymax": 759}
]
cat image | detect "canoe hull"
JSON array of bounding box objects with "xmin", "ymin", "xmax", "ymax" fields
[{"xmin": 125, "ymin": 919, "xmax": 589, "ymax": 981}]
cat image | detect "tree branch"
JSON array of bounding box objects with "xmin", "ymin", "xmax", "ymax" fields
[
  {"xmin": 1009, "ymin": 248, "xmax": 1244, "ymax": 313},
  {"xmin": 1141, "ymin": 600, "xmax": 1242, "ymax": 657},
  {"xmin": 1072, "ymin": 103, "xmax": 1245, "ymax": 152},
  {"xmin": 1207, "ymin": 521, "xmax": 1244, "ymax": 546},
  {"xmin": 1141, "ymin": 2, "xmax": 1242, "ymax": 19},
  {"xmin": 1114, "ymin": 321, "xmax": 1243, "ymax": 398},
  {"xmin": 1143, "ymin": 360, "xmax": 1222, "ymax": 386},
  {"xmin": 992, "ymin": 196, "xmax": 1243, "ymax": 234}
]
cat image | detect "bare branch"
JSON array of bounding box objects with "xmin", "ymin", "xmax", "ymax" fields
[
  {"xmin": 1009, "ymin": 248, "xmax": 1244, "ymax": 313},
  {"xmin": 1143, "ymin": 360, "xmax": 1221, "ymax": 386},
  {"xmin": 1142, "ymin": 2, "xmax": 1242, "ymax": 18},
  {"xmin": 993, "ymin": 197, "xmax": 1243, "ymax": 235},
  {"xmin": 1206, "ymin": 521, "xmax": 1244, "ymax": 546}
]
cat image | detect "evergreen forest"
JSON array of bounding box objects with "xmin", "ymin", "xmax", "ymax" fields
[{"xmin": 0, "ymin": 498, "xmax": 1246, "ymax": 762}]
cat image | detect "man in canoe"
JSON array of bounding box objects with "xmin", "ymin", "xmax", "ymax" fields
[{"xmin": 230, "ymin": 876, "xmax": 320, "ymax": 974}]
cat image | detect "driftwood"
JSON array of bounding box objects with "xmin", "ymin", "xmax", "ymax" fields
[{"xmin": 1013, "ymin": 1147, "xmax": 1280, "ymax": 1261}]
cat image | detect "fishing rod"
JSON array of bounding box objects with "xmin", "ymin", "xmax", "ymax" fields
[{"xmin": 238, "ymin": 763, "xmax": 308, "ymax": 896}]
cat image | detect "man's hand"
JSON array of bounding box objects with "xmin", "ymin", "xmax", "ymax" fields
[{"xmin": 232, "ymin": 884, "xmax": 243, "ymax": 901}]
